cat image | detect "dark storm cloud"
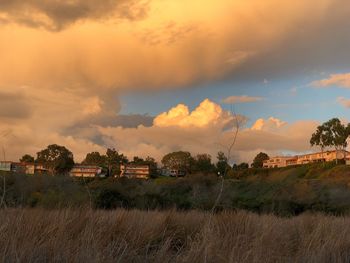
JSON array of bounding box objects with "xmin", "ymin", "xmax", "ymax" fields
[
  {"xmin": 63, "ymin": 113, "xmax": 154, "ymax": 145},
  {"xmin": 0, "ymin": 0, "xmax": 149, "ymax": 31},
  {"xmin": 0, "ymin": 92, "xmax": 32, "ymax": 119}
]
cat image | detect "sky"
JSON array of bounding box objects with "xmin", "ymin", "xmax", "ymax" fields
[{"xmin": 1, "ymin": 0, "xmax": 350, "ymax": 164}]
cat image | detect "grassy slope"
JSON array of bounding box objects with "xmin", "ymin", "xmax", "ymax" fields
[
  {"xmin": 227, "ymin": 163, "xmax": 350, "ymax": 215},
  {"xmin": 2, "ymin": 208, "xmax": 350, "ymax": 262},
  {"xmin": 2, "ymin": 163, "xmax": 350, "ymax": 215}
]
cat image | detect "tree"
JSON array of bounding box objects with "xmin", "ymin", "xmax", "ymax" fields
[
  {"xmin": 20, "ymin": 154, "xmax": 35, "ymax": 163},
  {"xmin": 233, "ymin": 163, "xmax": 249, "ymax": 170},
  {"xmin": 105, "ymin": 148, "xmax": 128, "ymax": 177},
  {"xmin": 161, "ymin": 151, "xmax": 193, "ymax": 174},
  {"xmin": 251, "ymin": 152, "xmax": 269, "ymax": 168},
  {"xmin": 216, "ymin": 151, "xmax": 230, "ymax": 176},
  {"xmin": 310, "ymin": 118, "xmax": 350, "ymax": 163},
  {"xmin": 36, "ymin": 144, "xmax": 74, "ymax": 175},
  {"xmin": 82, "ymin": 152, "xmax": 106, "ymax": 167},
  {"xmin": 193, "ymin": 154, "xmax": 215, "ymax": 173}
]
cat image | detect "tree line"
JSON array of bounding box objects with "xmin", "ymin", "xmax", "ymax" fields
[{"xmin": 18, "ymin": 144, "xmax": 270, "ymax": 177}]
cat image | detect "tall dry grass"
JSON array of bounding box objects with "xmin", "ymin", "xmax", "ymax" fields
[{"xmin": 0, "ymin": 209, "xmax": 350, "ymax": 262}]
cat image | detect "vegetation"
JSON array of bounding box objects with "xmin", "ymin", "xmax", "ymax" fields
[
  {"xmin": 1, "ymin": 162, "xmax": 350, "ymax": 215},
  {"xmin": 2, "ymin": 208, "xmax": 350, "ymax": 262},
  {"xmin": 161, "ymin": 151, "xmax": 193, "ymax": 173},
  {"xmin": 36, "ymin": 144, "xmax": 74, "ymax": 174},
  {"xmin": 310, "ymin": 118, "xmax": 350, "ymax": 162},
  {"xmin": 251, "ymin": 152, "xmax": 269, "ymax": 168},
  {"xmin": 20, "ymin": 154, "xmax": 35, "ymax": 163}
]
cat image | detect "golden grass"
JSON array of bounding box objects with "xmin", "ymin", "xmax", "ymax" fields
[{"xmin": 1, "ymin": 209, "xmax": 350, "ymax": 262}]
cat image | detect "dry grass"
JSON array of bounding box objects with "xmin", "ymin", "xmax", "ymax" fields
[{"xmin": 1, "ymin": 209, "xmax": 350, "ymax": 262}]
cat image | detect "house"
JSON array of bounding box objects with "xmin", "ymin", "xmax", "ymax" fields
[
  {"xmin": 161, "ymin": 168, "xmax": 186, "ymax": 177},
  {"xmin": 70, "ymin": 165, "xmax": 103, "ymax": 177},
  {"xmin": 120, "ymin": 164, "xmax": 151, "ymax": 179},
  {"xmin": 263, "ymin": 156, "xmax": 298, "ymax": 168},
  {"xmin": 263, "ymin": 150, "xmax": 349, "ymax": 168},
  {"xmin": 0, "ymin": 161, "xmax": 12, "ymax": 172}
]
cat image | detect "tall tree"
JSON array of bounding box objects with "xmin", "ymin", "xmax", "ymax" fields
[
  {"xmin": 216, "ymin": 151, "xmax": 230, "ymax": 176},
  {"xmin": 20, "ymin": 154, "xmax": 35, "ymax": 163},
  {"xmin": 36, "ymin": 144, "xmax": 74, "ymax": 175},
  {"xmin": 310, "ymin": 118, "xmax": 350, "ymax": 163},
  {"xmin": 82, "ymin": 152, "xmax": 106, "ymax": 167},
  {"xmin": 161, "ymin": 151, "xmax": 193, "ymax": 174},
  {"xmin": 193, "ymin": 154, "xmax": 215, "ymax": 173},
  {"xmin": 251, "ymin": 152, "xmax": 269, "ymax": 168},
  {"xmin": 310, "ymin": 125, "xmax": 328, "ymax": 161},
  {"xmin": 106, "ymin": 148, "xmax": 128, "ymax": 177}
]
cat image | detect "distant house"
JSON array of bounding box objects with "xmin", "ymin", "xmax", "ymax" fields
[
  {"xmin": 263, "ymin": 150, "xmax": 349, "ymax": 168},
  {"xmin": 0, "ymin": 161, "xmax": 48, "ymax": 175},
  {"xmin": 70, "ymin": 165, "xmax": 103, "ymax": 178},
  {"xmin": 161, "ymin": 168, "xmax": 186, "ymax": 177},
  {"xmin": 120, "ymin": 164, "xmax": 151, "ymax": 179},
  {"xmin": 0, "ymin": 161, "xmax": 12, "ymax": 172}
]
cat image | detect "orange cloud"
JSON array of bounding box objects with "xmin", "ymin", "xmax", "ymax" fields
[{"xmin": 312, "ymin": 73, "xmax": 350, "ymax": 88}]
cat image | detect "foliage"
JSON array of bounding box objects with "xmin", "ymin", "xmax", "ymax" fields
[
  {"xmin": 36, "ymin": 144, "xmax": 74, "ymax": 175},
  {"xmin": 20, "ymin": 154, "xmax": 35, "ymax": 163},
  {"xmin": 311, "ymin": 118, "xmax": 350, "ymax": 161},
  {"xmin": 106, "ymin": 148, "xmax": 128, "ymax": 177},
  {"xmin": 161, "ymin": 151, "xmax": 193, "ymax": 173},
  {"xmin": 82, "ymin": 152, "xmax": 106, "ymax": 167},
  {"xmin": 192, "ymin": 154, "xmax": 215, "ymax": 174},
  {"xmin": 216, "ymin": 151, "xmax": 230, "ymax": 176},
  {"xmin": 251, "ymin": 152, "xmax": 269, "ymax": 168}
]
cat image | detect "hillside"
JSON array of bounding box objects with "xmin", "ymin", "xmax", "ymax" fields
[{"xmin": 1, "ymin": 162, "xmax": 350, "ymax": 215}]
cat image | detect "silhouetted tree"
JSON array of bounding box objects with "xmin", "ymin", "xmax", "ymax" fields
[
  {"xmin": 106, "ymin": 148, "xmax": 128, "ymax": 177},
  {"xmin": 216, "ymin": 151, "xmax": 230, "ymax": 176},
  {"xmin": 20, "ymin": 154, "xmax": 35, "ymax": 163},
  {"xmin": 311, "ymin": 118, "xmax": 350, "ymax": 163},
  {"xmin": 252, "ymin": 152, "xmax": 269, "ymax": 168},
  {"xmin": 82, "ymin": 152, "xmax": 106, "ymax": 167},
  {"xmin": 162, "ymin": 151, "xmax": 193, "ymax": 174},
  {"xmin": 193, "ymin": 154, "xmax": 215, "ymax": 173},
  {"xmin": 36, "ymin": 144, "xmax": 74, "ymax": 175}
]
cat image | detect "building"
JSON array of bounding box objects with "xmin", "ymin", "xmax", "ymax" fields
[
  {"xmin": 0, "ymin": 161, "xmax": 12, "ymax": 172},
  {"xmin": 120, "ymin": 164, "xmax": 151, "ymax": 179},
  {"xmin": 263, "ymin": 150, "xmax": 349, "ymax": 168},
  {"xmin": 161, "ymin": 168, "xmax": 186, "ymax": 177},
  {"xmin": 70, "ymin": 165, "xmax": 103, "ymax": 177},
  {"xmin": 263, "ymin": 156, "xmax": 298, "ymax": 168}
]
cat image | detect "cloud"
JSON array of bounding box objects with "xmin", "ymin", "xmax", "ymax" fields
[
  {"xmin": 312, "ymin": 73, "xmax": 350, "ymax": 88},
  {"xmin": 337, "ymin": 97, "xmax": 350, "ymax": 108},
  {"xmin": 0, "ymin": 0, "xmax": 149, "ymax": 31},
  {"xmin": 1, "ymin": 0, "xmax": 350, "ymax": 93},
  {"xmin": 154, "ymin": 99, "xmax": 229, "ymax": 128},
  {"xmin": 0, "ymin": 91, "xmax": 32, "ymax": 119},
  {"xmin": 222, "ymin": 95, "xmax": 263, "ymax": 104},
  {"xmin": 0, "ymin": 97, "xmax": 319, "ymax": 164},
  {"xmin": 251, "ymin": 117, "xmax": 287, "ymax": 131},
  {"xmin": 1, "ymin": 0, "xmax": 348, "ymax": 164}
]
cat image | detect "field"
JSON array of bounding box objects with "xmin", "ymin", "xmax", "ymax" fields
[{"xmin": 1, "ymin": 208, "xmax": 350, "ymax": 262}]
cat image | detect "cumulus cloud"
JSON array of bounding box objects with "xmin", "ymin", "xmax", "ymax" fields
[
  {"xmin": 0, "ymin": 97, "xmax": 319, "ymax": 164},
  {"xmin": 222, "ymin": 95, "xmax": 263, "ymax": 104},
  {"xmin": 251, "ymin": 117, "xmax": 287, "ymax": 131},
  {"xmin": 154, "ymin": 99, "xmax": 229, "ymax": 128},
  {"xmin": 312, "ymin": 73, "xmax": 350, "ymax": 88},
  {"xmin": 1, "ymin": 0, "xmax": 348, "ymax": 164}
]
